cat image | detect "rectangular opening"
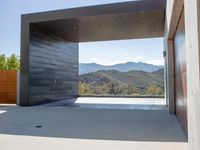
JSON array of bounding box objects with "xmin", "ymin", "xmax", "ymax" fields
[
  {"xmin": 79, "ymin": 38, "xmax": 164, "ymax": 97},
  {"xmin": 78, "ymin": 38, "xmax": 166, "ymax": 109}
]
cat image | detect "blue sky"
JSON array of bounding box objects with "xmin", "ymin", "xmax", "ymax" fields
[
  {"xmin": 79, "ymin": 38, "xmax": 164, "ymax": 66},
  {"xmin": 0, "ymin": 0, "xmax": 164, "ymax": 65}
]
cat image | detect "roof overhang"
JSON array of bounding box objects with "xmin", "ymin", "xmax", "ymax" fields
[{"xmin": 22, "ymin": 0, "xmax": 167, "ymax": 42}]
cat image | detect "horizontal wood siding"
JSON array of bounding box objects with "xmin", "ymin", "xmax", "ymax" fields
[{"xmin": 0, "ymin": 71, "xmax": 16, "ymax": 104}]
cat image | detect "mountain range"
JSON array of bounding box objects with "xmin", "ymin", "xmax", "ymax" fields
[
  {"xmin": 79, "ymin": 69, "xmax": 164, "ymax": 96},
  {"xmin": 79, "ymin": 62, "xmax": 163, "ymax": 74}
]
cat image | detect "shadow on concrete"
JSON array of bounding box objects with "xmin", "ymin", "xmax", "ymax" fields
[{"xmin": 0, "ymin": 102, "xmax": 187, "ymax": 142}]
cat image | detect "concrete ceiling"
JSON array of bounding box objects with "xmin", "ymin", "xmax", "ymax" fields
[{"xmin": 26, "ymin": 0, "xmax": 167, "ymax": 42}]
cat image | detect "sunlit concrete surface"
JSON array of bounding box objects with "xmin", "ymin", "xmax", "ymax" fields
[
  {"xmin": 0, "ymin": 134, "xmax": 188, "ymax": 150},
  {"xmin": 43, "ymin": 97, "xmax": 166, "ymax": 110},
  {"xmin": 0, "ymin": 104, "xmax": 16, "ymax": 107},
  {"xmin": 0, "ymin": 102, "xmax": 187, "ymax": 150},
  {"xmin": 0, "ymin": 110, "xmax": 7, "ymax": 114}
]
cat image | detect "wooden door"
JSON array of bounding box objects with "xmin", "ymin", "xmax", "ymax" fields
[{"xmin": 174, "ymin": 9, "xmax": 188, "ymax": 135}]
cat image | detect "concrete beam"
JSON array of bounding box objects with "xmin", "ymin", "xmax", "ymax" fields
[
  {"xmin": 24, "ymin": 0, "xmax": 166, "ymax": 42},
  {"xmin": 23, "ymin": 0, "xmax": 166, "ymax": 23},
  {"xmin": 34, "ymin": 10, "xmax": 165, "ymax": 42},
  {"xmin": 165, "ymin": 0, "xmax": 184, "ymax": 39}
]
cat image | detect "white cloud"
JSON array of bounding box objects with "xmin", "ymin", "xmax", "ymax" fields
[
  {"xmin": 89, "ymin": 58, "xmax": 101, "ymax": 62},
  {"xmin": 122, "ymin": 53, "xmax": 144, "ymax": 62},
  {"xmin": 145, "ymin": 59, "xmax": 164, "ymax": 66},
  {"xmin": 135, "ymin": 56, "xmax": 144, "ymax": 60},
  {"xmin": 87, "ymin": 58, "xmax": 125, "ymax": 66},
  {"xmin": 94, "ymin": 61, "xmax": 125, "ymax": 66},
  {"xmin": 123, "ymin": 53, "xmax": 131, "ymax": 59},
  {"xmin": 82, "ymin": 54, "xmax": 163, "ymax": 66}
]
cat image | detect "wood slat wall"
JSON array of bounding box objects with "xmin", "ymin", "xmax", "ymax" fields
[{"xmin": 0, "ymin": 71, "xmax": 17, "ymax": 104}]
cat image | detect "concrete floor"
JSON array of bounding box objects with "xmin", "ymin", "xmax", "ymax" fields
[{"xmin": 0, "ymin": 98, "xmax": 188, "ymax": 150}]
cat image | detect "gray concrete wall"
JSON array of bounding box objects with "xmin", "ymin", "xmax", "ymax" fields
[
  {"xmin": 27, "ymin": 25, "xmax": 79, "ymax": 105},
  {"xmin": 164, "ymin": 39, "xmax": 175, "ymax": 114},
  {"xmin": 20, "ymin": 16, "xmax": 30, "ymax": 106},
  {"xmin": 16, "ymin": 70, "xmax": 20, "ymax": 105},
  {"xmin": 184, "ymin": 0, "xmax": 200, "ymax": 149}
]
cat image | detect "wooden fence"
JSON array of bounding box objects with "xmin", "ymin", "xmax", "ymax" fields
[{"xmin": 0, "ymin": 71, "xmax": 17, "ymax": 104}]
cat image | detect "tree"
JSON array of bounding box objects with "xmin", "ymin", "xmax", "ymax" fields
[
  {"xmin": 79, "ymin": 82, "xmax": 85, "ymax": 95},
  {"xmin": 145, "ymin": 85, "xmax": 164, "ymax": 95},
  {"xmin": 0, "ymin": 54, "xmax": 7, "ymax": 70},
  {"xmin": 108, "ymin": 81, "xmax": 121, "ymax": 94},
  {"xmin": 0, "ymin": 54, "xmax": 20, "ymax": 70},
  {"xmin": 7, "ymin": 54, "xmax": 20, "ymax": 70}
]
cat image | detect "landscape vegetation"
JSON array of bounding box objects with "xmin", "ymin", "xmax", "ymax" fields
[
  {"xmin": 0, "ymin": 54, "xmax": 20, "ymax": 70},
  {"xmin": 79, "ymin": 62, "xmax": 164, "ymax": 96}
]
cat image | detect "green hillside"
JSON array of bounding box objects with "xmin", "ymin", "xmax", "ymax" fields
[{"xmin": 79, "ymin": 69, "xmax": 164, "ymax": 96}]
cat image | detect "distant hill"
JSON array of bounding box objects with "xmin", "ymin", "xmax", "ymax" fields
[
  {"xmin": 79, "ymin": 69, "xmax": 164, "ymax": 96},
  {"xmin": 79, "ymin": 62, "xmax": 163, "ymax": 74}
]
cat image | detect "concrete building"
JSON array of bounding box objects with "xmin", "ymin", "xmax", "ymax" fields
[{"xmin": 20, "ymin": 0, "xmax": 200, "ymax": 149}]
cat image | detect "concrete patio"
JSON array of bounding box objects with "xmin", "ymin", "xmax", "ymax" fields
[{"xmin": 0, "ymin": 98, "xmax": 187, "ymax": 150}]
